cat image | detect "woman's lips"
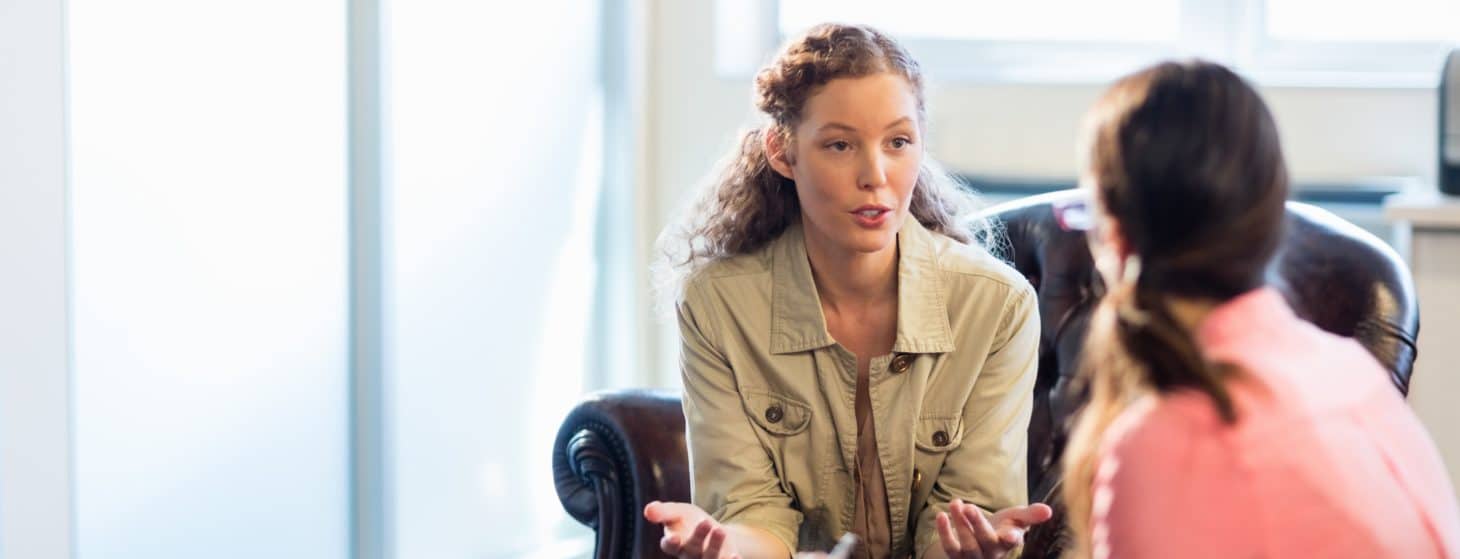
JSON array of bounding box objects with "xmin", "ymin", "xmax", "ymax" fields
[{"xmin": 850, "ymin": 206, "xmax": 891, "ymax": 228}]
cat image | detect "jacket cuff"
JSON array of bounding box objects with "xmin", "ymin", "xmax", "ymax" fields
[{"xmin": 720, "ymin": 505, "xmax": 801, "ymax": 556}]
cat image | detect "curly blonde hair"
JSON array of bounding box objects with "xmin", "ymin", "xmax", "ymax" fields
[{"xmin": 655, "ymin": 23, "xmax": 992, "ymax": 308}]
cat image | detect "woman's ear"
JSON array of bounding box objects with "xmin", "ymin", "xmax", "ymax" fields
[
  {"xmin": 1092, "ymin": 218, "xmax": 1134, "ymax": 285},
  {"xmin": 764, "ymin": 128, "xmax": 795, "ymax": 180},
  {"xmin": 1101, "ymin": 219, "xmax": 1130, "ymax": 263}
]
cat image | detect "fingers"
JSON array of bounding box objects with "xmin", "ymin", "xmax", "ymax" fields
[
  {"xmin": 648, "ymin": 501, "xmax": 686, "ymax": 556},
  {"xmin": 703, "ymin": 525, "xmax": 728, "ymax": 558},
  {"xmin": 996, "ymin": 526, "xmax": 1024, "ymax": 547},
  {"xmin": 647, "ymin": 500, "xmax": 716, "ymax": 536},
  {"xmin": 994, "ymin": 502, "xmax": 1052, "ymax": 547},
  {"xmin": 661, "ymin": 533, "xmax": 684, "ymax": 556},
  {"xmin": 646, "ymin": 501, "xmax": 691, "ymax": 526},
  {"xmin": 949, "ymin": 499, "xmax": 985, "ymax": 557},
  {"xmin": 1027, "ymin": 502, "xmax": 1054, "ymax": 523},
  {"xmin": 993, "ymin": 503, "xmax": 1055, "ymax": 528},
  {"xmin": 682, "ymin": 519, "xmax": 714, "ymax": 556},
  {"xmin": 649, "ymin": 501, "xmax": 718, "ymax": 558},
  {"xmin": 961, "ymin": 500, "xmax": 1001, "ymax": 554},
  {"xmin": 936, "ymin": 511, "xmax": 963, "ymax": 556},
  {"xmin": 656, "ymin": 516, "xmax": 734, "ymax": 559},
  {"xmin": 644, "ymin": 501, "xmax": 671, "ymax": 524}
]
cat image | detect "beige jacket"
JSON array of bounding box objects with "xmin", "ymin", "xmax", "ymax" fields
[{"xmin": 676, "ymin": 217, "xmax": 1040, "ymax": 557}]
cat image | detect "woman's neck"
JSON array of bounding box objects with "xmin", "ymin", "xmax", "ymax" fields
[{"xmin": 802, "ymin": 228, "xmax": 898, "ymax": 311}]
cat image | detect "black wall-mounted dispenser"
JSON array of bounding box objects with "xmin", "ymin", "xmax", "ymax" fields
[{"xmin": 1441, "ymin": 49, "xmax": 1460, "ymax": 195}]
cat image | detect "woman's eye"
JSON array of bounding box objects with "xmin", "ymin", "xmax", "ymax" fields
[
  {"xmin": 827, "ymin": 141, "xmax": 851, "ymax": 152},
  {"xmin": 891, "ymin": 137, "xmax": 912, "ymax": 149}
]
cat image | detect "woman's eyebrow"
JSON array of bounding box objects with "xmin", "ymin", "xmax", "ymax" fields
[{"xmin": 816, "ymin": 116, "xmax": 913, "ymax": 133}]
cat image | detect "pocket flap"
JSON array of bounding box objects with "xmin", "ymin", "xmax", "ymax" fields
[
  {"xmin": 744, "ymin": 390, "xmax": 812, "ymax": 435},
  {"xmin": 915, "ymin": 415, "xmax": 964, "ymax": 452}
]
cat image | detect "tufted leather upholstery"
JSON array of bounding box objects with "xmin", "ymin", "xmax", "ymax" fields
[
  {"xmin": 553, "ymin": 189, "xmax": 1419, "ymax": 558},
  {"xmin": 994, "ymin": 190, "xmax": 1418, "ymax": 555}
]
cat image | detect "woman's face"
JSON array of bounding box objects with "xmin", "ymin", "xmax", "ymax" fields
[
  {"xmin": 1079, "ymin": 172, "xmax": 1130, "ymax": 289},
  {"xmin": 1075, "ymin": 110, "xmax": 1132, "ymax": 288},
  {"xmin": 768, "ymin": 73, "xmax": 923, "ymax": 257}
]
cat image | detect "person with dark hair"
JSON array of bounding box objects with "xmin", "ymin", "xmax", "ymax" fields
[
  {"xmin": 643, "ymin": 23, "xmax": 1051, "ymax": 559},
  {"xmin": 1061, "ymin": 59, "xmax": 1460, "ymax": 558}
]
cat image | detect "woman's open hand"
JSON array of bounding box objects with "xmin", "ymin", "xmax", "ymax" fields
[
  {"xmin": 934, "ymin": 499, "xmax": 1053, "ymax": 559},
  {"xmin": 644, "ymin": 501, "xmax": 742, "ymax": 559}
]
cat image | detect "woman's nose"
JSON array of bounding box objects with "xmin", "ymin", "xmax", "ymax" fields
[{"xmin": 859, "ymin": 153, "xmax": 889, "ymax": 190}]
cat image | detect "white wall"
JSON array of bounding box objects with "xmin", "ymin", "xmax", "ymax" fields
[
  {"xmin": 0, "ymin": 0, "xmax": 74, "ymax": 556},
  {"xmin": 1404, "ymin": 226, "xmax": 1460, "ymax": 500},
  {"xmin": 932, "ymin": 84, "xmax": 1434, "ymax": 182},
  {"xmin": 639, "ymin": 0, "xmax": 1439, "ymax": 387}
]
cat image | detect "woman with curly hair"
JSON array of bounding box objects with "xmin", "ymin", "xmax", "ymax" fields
[{"xmin": 642, "ymin": 23, "xmax": 1051, "ymax": 559}]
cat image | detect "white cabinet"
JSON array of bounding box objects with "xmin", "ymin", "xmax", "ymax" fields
[{"xmin": 1386, "ymin": 190, "xmax": 1460, "ymax": 498}]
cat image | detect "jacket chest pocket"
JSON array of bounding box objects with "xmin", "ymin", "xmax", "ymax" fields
[
  {"xmin": 745, "ymin": 390, "xmax": 812, "ymax": 435},
  {"xmin": 743, "ymin": 390, "xmax": 814, "ymax": 498},
  {"xmin": 914, "ymin": 415, "xmax": 964, "ymax": 453},
  {"xmin": 910, "ymin": 415, "xmax": 965, "ymax": 524}
]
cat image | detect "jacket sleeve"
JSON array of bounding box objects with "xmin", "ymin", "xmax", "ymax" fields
[
  {"xmin": 678, "ymin": 281, "xmax": 801, "ymax": 555},
  {"xmin": 915, "ymin": 285, "xmax": 1040, "ymax": 557}
]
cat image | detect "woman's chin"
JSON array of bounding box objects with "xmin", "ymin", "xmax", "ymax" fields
[
  {"xmin": 805, "ymin": 216, "xmax": 900, "ymax": 255},
  {"xmin": 839, "ymin": 229, "xmax": 898, "ymax": 254}
]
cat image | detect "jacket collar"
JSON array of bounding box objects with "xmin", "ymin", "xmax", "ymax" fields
[{"xmin": 769, "ymin": 218, "xmax": 956, "ymax": 355}]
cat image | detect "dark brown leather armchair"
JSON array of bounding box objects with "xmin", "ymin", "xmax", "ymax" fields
[{"xmin": 553, "ymin": 189, "xmax": 1419, "ymax": 558}]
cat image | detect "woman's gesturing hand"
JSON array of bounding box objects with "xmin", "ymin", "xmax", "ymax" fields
[
  {"xmin": 644, "ymin": 501, "xmax": 742, "ymax": 559},
  {"xmin": 934, "ymin": 499, "xmax": 1053, "ymax": 559}
]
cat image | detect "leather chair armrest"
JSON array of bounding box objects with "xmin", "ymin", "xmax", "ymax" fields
[{"xmin": 553, "ymin": 389, "xmax": 689, "ymax": 558}]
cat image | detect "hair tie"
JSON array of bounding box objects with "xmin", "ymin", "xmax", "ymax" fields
[
  {"xmin": 1116, "ymin": 254, "xmax": 1151, "ymax": 326},
  {"xmin": 1121, "ymin": 253, "xmax": 1143, "ymax": 286}
]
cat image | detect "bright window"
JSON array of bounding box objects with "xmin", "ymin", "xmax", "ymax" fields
[
  {"xmin": 764, "ymin": 0, "xmax": 1460, "ymax": 86},
  {"xmin": 68, "ymin": 0, "xmax": 350, "ymax": 556},
  {"xmin": 780, "ymin": 0, "xmax": 1179, "ymax": 43},
  {"xmin": 386, "ymin": 0, "xmax": 602, "ymax": 555},
  {"xmin": 1266, "ymin": 0, "xmax": 1460, "ymax": 42}
]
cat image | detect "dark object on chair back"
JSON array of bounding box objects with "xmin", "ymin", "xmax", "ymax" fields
[{"xmin": 553, "ymin": 189, "xmax": 1418, "ymax": 558}]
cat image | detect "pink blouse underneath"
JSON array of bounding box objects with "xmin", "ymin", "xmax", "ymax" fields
[{"xmin": 1092, "ymin": 288, "xmax": 1460, "ymax": 558}]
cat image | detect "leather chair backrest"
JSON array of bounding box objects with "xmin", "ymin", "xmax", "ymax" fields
[{"xmin": 987, "ymin": 190, "xmax": 1418, "ymax": 555}]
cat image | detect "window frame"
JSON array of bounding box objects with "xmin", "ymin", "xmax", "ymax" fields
[{"xmin": 720, "ymin": 0, "xmax": 1456, "ymax": 87}]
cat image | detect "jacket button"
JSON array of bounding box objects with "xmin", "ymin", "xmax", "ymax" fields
[
  {"xmin": 932, "ymin": 430, "xmax": 950, "ymax": 446},
  {"xmin": 765, "ymin": 405, "xmax": 784, "ymax": 423},
  {"xmin": 890, "ymin": 354, "xmax": 915, "ymax": 374}
]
